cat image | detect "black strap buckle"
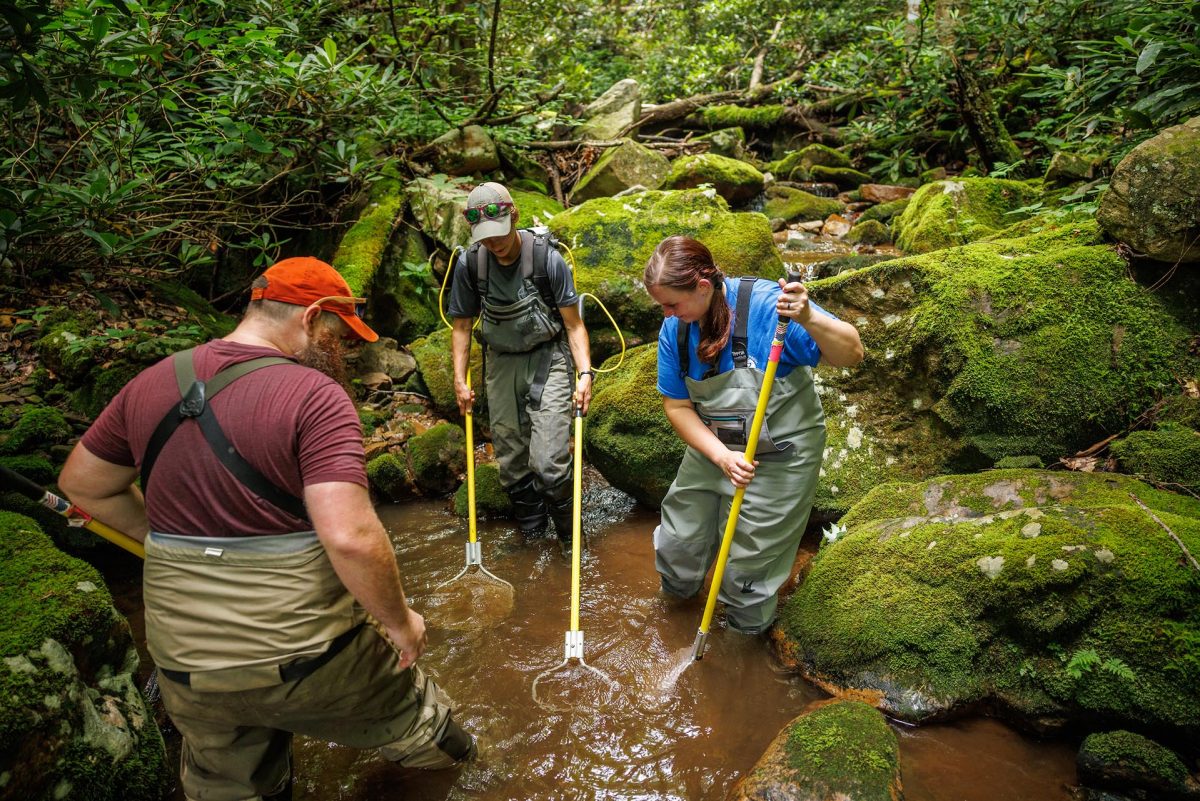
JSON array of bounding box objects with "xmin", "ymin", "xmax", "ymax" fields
[{"xmin": 179, "ymin": 380, "xmax": 207, "ymax": 418}]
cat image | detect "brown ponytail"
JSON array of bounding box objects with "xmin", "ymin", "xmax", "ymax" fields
[{"xmin": 644, "ymin": 236, "xmax": 730, "ymax": 365}]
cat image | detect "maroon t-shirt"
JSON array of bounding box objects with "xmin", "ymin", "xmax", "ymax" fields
[{"xmin": 82, "ymin": 340, "xmax": 367, "ymax": 537}]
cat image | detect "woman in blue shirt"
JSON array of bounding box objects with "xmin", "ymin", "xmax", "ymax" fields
[{"xmin": 644, "ymin": 235, "xmax": 863, "ymax": 633}]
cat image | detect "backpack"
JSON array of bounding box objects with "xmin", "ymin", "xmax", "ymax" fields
[{"xmin": 464, "ymin": 227, "xmax": 566, "ymax": 322}]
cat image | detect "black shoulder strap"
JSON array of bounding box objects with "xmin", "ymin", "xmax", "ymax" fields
[
  {"xmin": 529, "ymin": 230, "xmax": 565, "ymax": 322},
  {"xmin": 470, "ymin": 242, "xmax": 487, "ymax": 303},
  {"xmin": 731, "ymin": 276, "xmax": 757, "ymax": 368},
  {"xmin": 142, "ymin": 348, "xmax": 309, "ymax": 522},
  {"xmin": 677, "ymin": 320, "xmax": 691, "ymax": 378}
]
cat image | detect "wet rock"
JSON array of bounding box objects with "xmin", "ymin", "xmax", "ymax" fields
[
  {"xmin": 453, "ymin": 462, "xmax": 513, "ymax": 519},
  {"xmin": 821, "ymin": 213, "xmax": 852, "ymax": 238},
  {"xmin": 1077, "ymin": 730, "xmax": 1200, "ymax": 800},
  {"xmin": 809, "ymin": 164, "xmax": 873, "ymax": 190},
  {"xmin": 729, "ymin": 700, "xmax": 902, "ymax": 801},
  {"xmin": 407, "ymin": 422, "xmax": 467, "ymax": 496},
  {"xmin": 768, "ymin": 144, "xmax": 852, "ymax": 181},
  {"xmin": 663, "ymin": 152, "xmax": 764, "ymax": 206},
  {"xmin": 860, "ymin": 184, "xmax": 916, "ymax": 204},
  {"xmin": 429, "ymin": 124, "xmax": 500, "ymax": 176},
  {"xmin": 1097, "ymin": 115, "xmax": 1200, "ymax": 263},
  {"xmin": 356, "ymin": 337, "xmax": 418, "ymax": 384},
  {"xmin": 778, "ymin": 470, "xmax": 1200, "ymax": 737},
  {"xmin": 569, "ymin": 139, "xmax": 670, "ymax": 204},
  {"xmin": 894, "ymin": 178, "xmax": 1041, "ymax": 253},
  {"xmin": 763, "ymin": 185, "xmax": 844, "ymax": 223},
  {"xmin": 576, "ymin": 79, "xmax": 642, "ymax": 141},
  {"xmin": 846, "ymin": 219, "xmax": 891, "ymax": 246},
  {"xmin": 0, "ymin": 512, "xmax": 170, "ymax": 800}
]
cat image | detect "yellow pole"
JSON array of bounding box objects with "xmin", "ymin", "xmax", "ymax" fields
[
  {"xmin": 692, "ymin": 311, "xmax": 793, "ymax": 661},
  {"xmin": 465, "ymin": 366, "xmax": 477, "ymax": 545},
  {"xmin": 570, "ymin": 408, "xmax": 583, "ymax": 633}
]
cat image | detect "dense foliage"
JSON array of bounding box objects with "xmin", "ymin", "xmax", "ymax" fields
[{"xmin": 1, "ymin": 0, "xmax": 1197, "ymax": 292}]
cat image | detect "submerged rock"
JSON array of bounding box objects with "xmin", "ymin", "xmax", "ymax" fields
[
  {"xmin": 778, "ymin": 470, "xmax": 1200, "ymax": 737},
  {"xmin": 729, "ymin": 700, "xmax": 902, "ymax": 801}
]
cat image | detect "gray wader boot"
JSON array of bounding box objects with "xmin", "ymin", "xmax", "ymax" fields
[
  {"xmin": 546, "ymin": 480, "xmax": 574, "ymax": 548},
  {"xmin": 654, "ymin": 361, "xmax": 826, "ymax": 634},
  {"xmin": 507, "ymin": 474, "xmax": 548, "ymax": 534}
]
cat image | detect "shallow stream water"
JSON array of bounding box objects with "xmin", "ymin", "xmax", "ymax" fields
[{"xmin": 106, "ymin": 479, "xmax": 1078, "ymax": 801}]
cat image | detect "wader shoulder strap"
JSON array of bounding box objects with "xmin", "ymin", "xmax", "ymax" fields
[
  {"xmin": 677, "ymin": 321, "xmax": 692, "ymax": 378},
  {"xmin": 142, "ymin": 349, "xmax": 308, "ymax": 521},
  {"xmin": 731, "ymin": 276, "xmax": 757, "ymax": 368}
]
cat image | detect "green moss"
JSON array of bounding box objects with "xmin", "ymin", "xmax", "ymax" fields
[
  {"xmin": 453, "ymin": 462, "xmax": 513, "ymax": 518},
  {"xmin": 583, "ymin": 344, "xmax": 684, "ymax": 508},
  {"xmin": 1111, "ymin": 423, "xmax": 1200, "ymax": 492},
  {"xmin": 810, "ymin": 164, "xmax": 872, "ymax": 189},
  {"xmin": 768, "ymin": 144, "xmax": 852, "ymax": 180},
  {"xmin": 781, "ymin": 470, "xmax": 1200, "ymax": 732},
  {"xmin": 995, "ymin": 455, "xmax": 1045, "ymax": 469},
  {"xmin": 663, "ymin": 153, "xmax": 764, "ymax": 205},
  {"xmin": 550, "ymin": 188, "xmax": 782, "ymax": 341},
  {"xmin": 0, "ymin": 406, "xmax": 71, "ymax": 455},
  {"xmin": 147, "ymin": 281, "xmax": 235, "ymax": 339},
  {"xmin": 409, "ymin": 327, "xmax": 486, "ymax": 420},
  {"xmin": 779, "ymin": 701, "xmax": 899, "ymax": 801},
  {"xmin": 0, "ymin": 455, "xmax": 56, "ymax": 485},
  {"xmin": 407, "ymin": 422, "xmax": 466, "ymax": 496},
  {"xmin": 895, "ymin": 177, "xmax": 1042, "ymax": 253},
  {"xmin": 846, "ymin": 219, "xmax": 890, "ymax": 246},
  {"xmin": 366, "ymin": 452, "xmax": 412, "ymax": 502},
  {"xmin": 71, "ymin": 362, "xmax": 140, "ymax": 419},
  {"xmin": 358, "ymin": 407, "xmax": 390, "ymax": 435},
  {"xmin": 35, "ymin": 315, "xmax": 102, "ymax": 381},
  {"xmin": 763, "ymin": 185, "xmax": 843, "ymax": 222},
  {"xmin": 510, "ymin": 188, "xmax": 564, "ymax": 227},
  {"xmin": 1078, "ymin": 730, "xmax": 1190, "ymax": 789},
  {"xmin": 333, "ymin": 179, "xmax": 407, "ymax": 296},
  {"xmin": 858, "ymin": 196, "xmax": 911, "ymax": 225},
  {"xmin": 696, "ymin": 104, "xmax": 785, "ymax": 129}
]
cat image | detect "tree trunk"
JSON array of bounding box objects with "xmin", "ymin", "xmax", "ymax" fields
[{"xmin": 951, "ymin": 55, "xmax": 1033, "ymax": 177}]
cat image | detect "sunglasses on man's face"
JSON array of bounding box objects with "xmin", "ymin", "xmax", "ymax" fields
[
  {"xmin": 311, "ymin": 295, "xmax": 367, "ymax": 319},
  {"xmin": 462, "ymin": 201, "xmax": 513, "ymax": 225}
]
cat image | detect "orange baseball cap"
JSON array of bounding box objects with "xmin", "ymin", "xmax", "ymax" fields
[{"xmin": 250, "ymin": 257, "xmax": 379, "ymax": 342}]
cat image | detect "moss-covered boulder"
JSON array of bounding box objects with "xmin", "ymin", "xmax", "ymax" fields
[
  {"xmin": 1111, "ymin": 423, "xmax": 1200, "ymax": 493},
  {"xmin": 778, "ymin": 470, "xmax": 1200, "ymax": 736},
  {"xmin": 583, "ymin": 344, "xmax": 684, "ymax": 508},
  {"xmin": 569, "ymin": 139, "xmax": 670, "ymax": 204},
  {"xmin": 409, "ymin": 327, "xmax": 487, "ymax": 421},
  {"xmin": 768, "ymin": 144, "xmax": 852, "ymax": 181},
  {"xmin": 366, "ymin": 452, "xmax": 416, "ymax": 502},
  {"xmin": 405, "ymin": 175, "xmax": 474, "ymax": 252},
  {"xmin": 0, "ymin": 512, "xmax": 170, "ymax": 800},
  {"xmin": 407, "ymin": 422, "xmax": 466, "ymax": 496},
  {"xmin": 1077, "ymin": 730, "xmax": 1198, "ymax": 800},
  {"xmin": 729, "ymin": 700, "xmax": 902, "ymax": 801},
  {"xmin": 1097, "ymin": 115, "xmax": 1200, "ymax": 264},
  {"xmin": 809, "ymin": 164, "xmax": 873, "ymax": 190},
  {"xmin": 694, "ymin": 104, "xmax": 786, "ymax": 131},
  {"xmin": 549, "ymin": 188, "xmax": 783, "ymax": 341},
  {"xmin": 429, "ymin": 124, "xmax": 500, "ymax": 176},
  {"xmin": 846, "ymin": 219, "xmax": 891, "ymax": 246},
  {"xmin": 663, "ymin": 153, "xmax": 764, "ymax": 206},
  {"xmin": 858, "ymin": 197, "xmax": 911, "ymax": 225},
  {"xmin": 763, "ymin": 186, "xmax": 844, "ymax": 223},
  {"xmin": 1044, "ymin": 151, "xmax": 1098, "ymax": 188},
  {"xmin": 806, "ymin": 217, "xmax": 1192, "ymax": 516},
  {"xmin": 894, "ymin": 178, "xmax": 1042, "ymax": 253},
  {"xmin": 0, "ymin": 405, "xmax": 71, "ymax": 455},
  {"xmin": 453, "ymin": 462, "xmax": 513, "ymax": 518},
  {"xmin": 334, "ymin": 180, "xmax": 441, "ymax": 344}
]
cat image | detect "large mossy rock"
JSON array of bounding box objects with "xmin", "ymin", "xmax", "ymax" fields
[
  {"xmin": 0, "ymin": 512, "xmax": 170, "ymax": 800},
  {"xmin": 409, "ymin": 327, "xmax": 487, "ymax": 421},
  {"xmin": 405, "ymin": 176, "xmax": 563, "ymax": 253},
  {"xmin": 768, "ymin": 144, "xmax": 851, "ymax": 181},
  {"xmin": 1110, "ymin": 423, "xmax": 1200, "ymax": 493},
  {"xmin": 583, "ymin": 344, "xmax": 684, "ymax": 508},
  {"xmin": 334, "ymin": 180, "xmax": 441, "ymax": 344},
  {"xmin": 807, "ymin": 217, "xmax": 1192, "ymax": 516},
  {"xmin": 549, "ymin": 188, "xmax": 782, "ymax": 341},
  {"xmin": 569, "ymin": 139, "xmax": 670, "ymax": 204},
  {"xmin": 663, "ymin": 153, "xmax": 764, "ymax": 206},
  {"xmin": 777, "ymin": 470, "xmax": 1200, "ymax": 736},
  {"xmin": 1097, "ymin": 115, "xmax": 1200, "ymax": 264},
  {"xmin": 1077, "ymin": 730, "xmax": 1199, "ymax": 800},
  {"xmin": 894, "ymin": 177, "xmax": 1041, "ymax": 253},
  {"xmin": 763, "ymin": 185, "xmax": 843, "ymax": 223},
  {"xmin": 729, "ymin": 700, "xmax": 902, "ymax": 801},
  {"xmin": 453, "ymin": 462, "xmax": 512, "ymax": 518},
  {"xmin": 407, "ymin": 422, "xmax": 466, "ymax": 496}
]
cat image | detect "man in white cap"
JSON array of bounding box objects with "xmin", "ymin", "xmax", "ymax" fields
[{"xmin": 446, "ymin": 182, "xmax": 593, "ymax": 550}]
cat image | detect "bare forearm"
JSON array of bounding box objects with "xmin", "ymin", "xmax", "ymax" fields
[
  {"xmin": 565, "ymin": 320, "xmax": 591, "ymax": 373},
  {"xmin": 664, "ymin": 400, "xmax": 727, "ymax": 464},
  {"xmin": 59, "ymin": 444, "xmax": 150, "ymax": 541},
  {"xmin": 451, "ymin": 322, "xmax": 472, "ymax": 385},
  {"xmin": 322, "ymin": 523, "xmax": 411, "ymax": 629}
]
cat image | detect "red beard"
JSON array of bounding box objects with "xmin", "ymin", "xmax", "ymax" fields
[{"xmin": 298, "ymin": 329, "xmax": 350, "ymax": 393}]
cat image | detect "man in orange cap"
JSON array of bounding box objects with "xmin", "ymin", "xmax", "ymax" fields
[{"xmin": 60, "ymin": 257, "xmax": 474, "ymax": 801}]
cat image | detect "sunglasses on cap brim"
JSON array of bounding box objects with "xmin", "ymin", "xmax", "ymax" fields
[
  {"xmin": 311, "ymin": 295, "xmax": 367, "ymax": 319},
  {"xmin": 462, "ymin": 201, "xmax": 514, "ymax": 224}
]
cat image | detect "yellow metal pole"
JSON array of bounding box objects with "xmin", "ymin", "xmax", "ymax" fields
[
  {"xmin": 465, "ymin": 366, "xmax": 477, "ymax": 545},
  {"xmin": 570, "ymin": 408, "xmax": 583, "ymax": 633},
  {"xmin": 692, "ymin": 311, "xmax": 793, "ymax": 661}
]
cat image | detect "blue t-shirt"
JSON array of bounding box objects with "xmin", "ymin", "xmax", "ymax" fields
[{"xmin": 656, "ymin": 278, "xmax": 827, "ymax": 400}]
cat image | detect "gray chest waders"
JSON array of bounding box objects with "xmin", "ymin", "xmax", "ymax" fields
[{"xmin": 656, "ymin": 277, "xmax": 826, "ymax": 638}]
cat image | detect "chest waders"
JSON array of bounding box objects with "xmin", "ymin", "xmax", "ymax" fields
[
  {"xmin": 654, "ymin": 277, "xmax": 826, "ymax": 651},
  {"xmin": 469, "ymin": 231, "xmax": 576, "ymax": 538},
  {"xmin": 140, "ymin": 348, "xmax": 364, "ymax": 692}
]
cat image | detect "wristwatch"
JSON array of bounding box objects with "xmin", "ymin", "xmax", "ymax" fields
[{"xmin": 578, "ymin": 369, "xmax": 596, "ymax": 379}]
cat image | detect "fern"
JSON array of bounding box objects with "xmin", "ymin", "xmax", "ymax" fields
[
  {"xmin": 1101, "ymin": 658, "xmax": 1137, "ymax": 682},
  {"xmin": 1065, "ymin": 648, "xmax": 1101, "ymax": 679}
]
